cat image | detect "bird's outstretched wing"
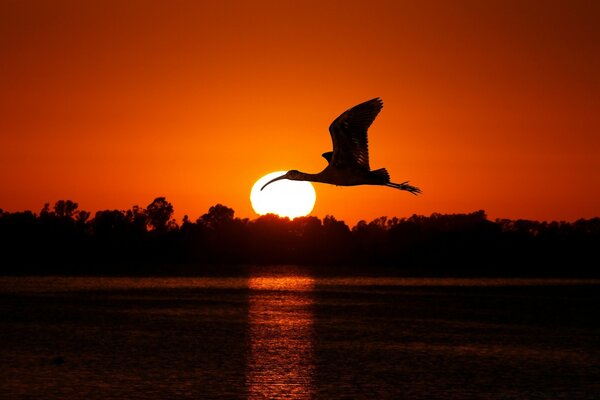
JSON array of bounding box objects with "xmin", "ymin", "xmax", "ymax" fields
[{"xmin": 328, "ymin": 97, "xmax": 383, "ymax": 170}]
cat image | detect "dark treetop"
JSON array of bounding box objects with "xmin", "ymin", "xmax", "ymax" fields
[{"xmin": 1, "ymin": 198, "xmax": 598, "ymax": 276}]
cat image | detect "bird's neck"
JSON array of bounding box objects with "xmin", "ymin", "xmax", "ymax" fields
[{"xmin": 296, "ymin": 171, "xmax": 328, "ymax": 184}]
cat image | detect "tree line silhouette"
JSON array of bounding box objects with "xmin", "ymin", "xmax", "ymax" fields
[{"xmin": 1, "ymin": 197, "xmax": 598, "ymax": 276}]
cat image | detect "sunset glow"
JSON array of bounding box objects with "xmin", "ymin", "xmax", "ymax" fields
[
  {"xmin": 1, "ymin": 1, "xmax": 599, "ymax": 225},
  {"xmin": 247, "ymin": 274, "xmax": 314, "ymax": 398},
  {"xmin": 250, "ymin": 172, "xmax": 316, "ymax": 219}
]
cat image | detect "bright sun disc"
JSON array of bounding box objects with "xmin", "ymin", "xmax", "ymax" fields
[{"xmin": 250, "ymin": 171, "xmax": 316, "ymax": 219}]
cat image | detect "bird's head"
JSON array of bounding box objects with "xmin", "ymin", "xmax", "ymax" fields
[{"xmin": 260, "ymin": 170, "xmax": 303, "ymax": 191}]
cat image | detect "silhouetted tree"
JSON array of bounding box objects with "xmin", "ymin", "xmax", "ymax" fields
[
  {"xmin": 125, "ymin": 205, "xmax": 148, "ymax": 236},
  {"xmin": 1, "ymin": 199, "xmax": 599, "ymax": 275},
  {"xmin": 248, "ymin": 214, "xmax": 293, "ymax": 264},
  {"xmin": 146, "ymin": 197, "xmax": 175, "ymax": 232},
  {"xmin": 198, "ymin": 204, "xmax": 235, "ymax": 230},
  {"xmin": 92, "ymin": 210, "xmax": 129, "ymax": 238},
  {"xmin": 286, "ymin": 216, "xmax": 323, "ymax": 263},
  {"xmin": 195, "ymin": 204, "xmax": 247, "ymax": 263},
  {"xmin": 53, "ymin": 200, "xmax": 79, "ymax": 219}
]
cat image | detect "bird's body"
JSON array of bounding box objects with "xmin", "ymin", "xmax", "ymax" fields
[{"xmin": 261, "ymin": 98, "xmax": 421, "ymax": 195}]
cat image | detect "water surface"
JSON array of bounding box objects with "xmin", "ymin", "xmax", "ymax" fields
[{"xmin": 1, "ymin": 270, "xmax": 598, "ymax": 399}]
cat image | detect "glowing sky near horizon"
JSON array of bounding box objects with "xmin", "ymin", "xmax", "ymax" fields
[{"xmin": 1, "ymin": 0, "xmax": 599, "ymax": 225}]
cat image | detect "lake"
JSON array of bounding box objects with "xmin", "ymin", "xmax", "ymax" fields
[{"xmin": 1, "ymin": 267, "xmax": 599, "ymax": 399}]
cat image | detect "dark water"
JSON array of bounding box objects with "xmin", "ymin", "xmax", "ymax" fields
[{"xmin": 1, "ymin": 269, "xmax": 599, "ymax": 399}]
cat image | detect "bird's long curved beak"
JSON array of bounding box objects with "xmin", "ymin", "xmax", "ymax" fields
[{"xmin": 260, "ymin": 174, "xmax": 287, "ymax": 191}]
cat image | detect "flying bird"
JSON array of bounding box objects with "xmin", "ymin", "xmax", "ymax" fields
[{"xmin": 261, "ymin": 98, "xmax": 421, "ymax": 195}]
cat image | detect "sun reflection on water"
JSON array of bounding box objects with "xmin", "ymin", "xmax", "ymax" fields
[{"xmin": 246, "ymin": 275, "xmax": 315, "ymax": 399}]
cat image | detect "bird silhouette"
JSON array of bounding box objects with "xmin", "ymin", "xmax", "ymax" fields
[{"xmin": 261, "ymin": 98, "xmax": 421, "ymax": 195}]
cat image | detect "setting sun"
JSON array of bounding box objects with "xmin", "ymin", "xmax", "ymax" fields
[{"xmin": 250, "ymin": 171, "xmax": 316, "ymax": 219}]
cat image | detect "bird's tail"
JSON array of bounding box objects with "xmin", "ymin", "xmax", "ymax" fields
[
  {"xmin": 386, "ymin": 181, "xmax": 422, "ymax": 195},
  {"xmin": 371, "ymin": 168, "xmax": 391, "ymax": 184},
  {"xmin": 371, "ymin": 168, "xmax": 421, "ymax": 195},
  {"xmin": 371, "ymin": 168, "xmax": 422, "ymax": 195}
]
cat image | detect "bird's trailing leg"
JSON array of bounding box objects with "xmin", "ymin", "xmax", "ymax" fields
[{"xmin": 386, "ymin": 181, "xmax": 422, "ymax": 195}]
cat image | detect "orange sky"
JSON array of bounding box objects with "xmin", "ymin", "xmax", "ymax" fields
[{"xmin": 1, "ymin": 0, "xmax": 599, "ymax": 226}]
